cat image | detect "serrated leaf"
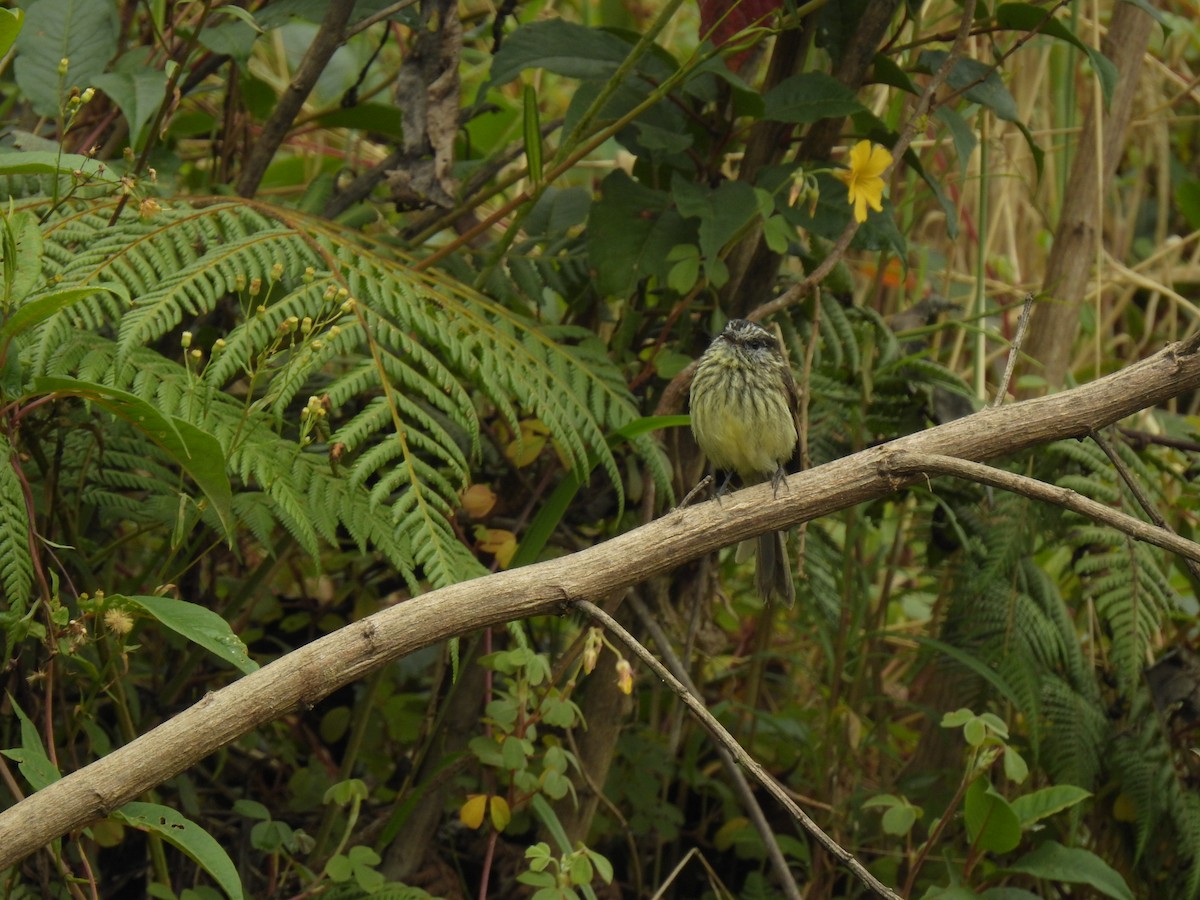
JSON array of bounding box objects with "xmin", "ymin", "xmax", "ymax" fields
[
  {"xmin": 588, "ymin": 170, "xmax": 694, "ymax": 296},
  {"xmin": 487, "ymin": 19, "xmax": 633, "ymax": 86},
  {"xmin": 14, "ymin": 0, "xmax": 119, "ymax": 117},
  {"xmin": 784, "ymin": 170, "xmax": 905, "ymax": 256}
]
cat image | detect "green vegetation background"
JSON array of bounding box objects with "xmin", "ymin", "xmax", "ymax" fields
[{"xmin": 2, "ymin": 0, "xmax": 1200, "ymax": 897}]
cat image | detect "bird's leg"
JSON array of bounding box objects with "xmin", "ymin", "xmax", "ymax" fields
[
  {"xmin": 770, "ymin": 465, "xmax": 788, "ymax": 498},
  {"xmin": 715, "ymin": 470, "xmax": 736, "ymax": 500}
]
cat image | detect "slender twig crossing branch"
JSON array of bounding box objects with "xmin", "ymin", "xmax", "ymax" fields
[
  {"xmin": 583, "ymin": 598, "xmax": 901, "ymax": 900},
  {"xmin": 625, "ymin": 595, "xmax": 803, "ymax": 900}
]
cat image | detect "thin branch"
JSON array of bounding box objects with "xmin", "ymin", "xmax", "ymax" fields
[
  {"xmin": 1091, "ymin": 429, "xmax": 1200, "ymax": 583},
  {"xmin": 584, "ymin": 599, "xmax": 900, "ymax": 900},
  {"xmin": 993, "ymin": 292, "xmax": 1035, "ymax": 405},
  {"xmin": 878, "ymin": 450, "xmax": 1200, "ymax": 564},
  {"xmin": 625, "ymin": 595, "xmax": 803, "ymax": 900},
  {"xmin": 344, "ymin": 0, "xmax": 420, "ymax": 40},
  {"xmin": 236, "ymin": 2, "xmax": 358, "ymax": 198}
]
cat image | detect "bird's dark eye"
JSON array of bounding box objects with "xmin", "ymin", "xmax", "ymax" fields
[{"xmin": 744, "ymin": 336, "xmax": 774, "ymax": 351}]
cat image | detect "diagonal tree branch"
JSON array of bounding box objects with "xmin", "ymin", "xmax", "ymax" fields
[
  {"xmin": 235, "ymin": 1, "xmax": 358, "ymax": 198},
  {"xmin": 3, "ymin": 332, "xmax": 1200, "ymax": 868}
]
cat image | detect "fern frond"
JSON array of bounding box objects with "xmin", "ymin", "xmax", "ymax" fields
[
  {"xmin": 0, "ymin": 435, "xmax": 34, "ymax": 609},
  {"xmin": 20, "ymin": 196, "xmax": 666, "ymax": 590}
]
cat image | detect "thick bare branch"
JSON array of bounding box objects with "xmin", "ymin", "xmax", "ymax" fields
[
  {"xmin": 2, "ymin": 332, "xmax": 1200, "ymax": 867},
  {"xmin": 1021, "ymin": 0, "xmax": 1157, "ymax": 387}
]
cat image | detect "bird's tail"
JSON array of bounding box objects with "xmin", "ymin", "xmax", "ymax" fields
[{"xmin": 755, "ymin": 530, "xmax": 795, "ymax": 608}]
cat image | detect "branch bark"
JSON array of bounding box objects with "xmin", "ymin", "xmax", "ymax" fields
[
  {"xmin": 1021, "ymin": 0, "xmax": 1156, "ymax": 388},
  {"xmin": 235, "ymin": 1, "xmax": 357, "ymax": 198},
  {"xmin": 3, "ymin": 332, "xmax": 1200, "ymax": 867}
]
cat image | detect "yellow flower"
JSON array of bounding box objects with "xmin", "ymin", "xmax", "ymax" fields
[{"xmin": 834, "ymin": 140, "xmax": 891, "ymax": 223}]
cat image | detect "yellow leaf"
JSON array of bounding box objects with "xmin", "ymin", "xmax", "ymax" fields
[
  {"xmin": 489, "ymin": 795, "xmax": 512, "ymax": 832},
  {"xmin": 460, "ymin": 483, "xmax": 497, "ymax": 518},
  {"xmin": 475, "ymin": 526, "xmax": 517, "ymax": 568},
  {"xmin": 460, "ymin": 794, "xmax": 488, "ymax": 829},
  {"xmin": 504, "ymin": 419, "xmax": 549, "ymax": 468}
]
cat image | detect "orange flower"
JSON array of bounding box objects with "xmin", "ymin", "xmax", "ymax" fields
[{"xmin": 834, "ymin": 140, "xmax": 891, "ymax": 223}]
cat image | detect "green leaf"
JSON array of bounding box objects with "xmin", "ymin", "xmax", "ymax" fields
[
  {"xmin": 1, "ymin": 694, "xmax": 61, "ymax": 790},
  {"xmin": 91, "ymin": 69, "xmax": 169, "ymax": 151},
  {"xmin": 523, "ymin": 84, "xmax": 544, "ymax": 183},
  {"xmin": 666, "ymin": 244, "xmax": 701, "ymax": 294},
  {"xmin": 905, "ymin": 636, "xmax": 1026, "ymax": 711},
  {"xmin": 1010, "ymin": 785, "xmax": 1092, "ymax": 829},
  {"xmin": 762, "ymin": 72, "xmax": 866, "ymax": 124},
  {"xmin": 671, "ymin": 177, "xmax": 760, "ymax": 262},
  {"xmin": 0, "ymin": 150, "xmax": 118, "ymax": 182},
  {"xmin": 964, "ymin": 777, "xmax": 1022, "ymax": 854},
  {"xmin": 1003, "ymin": 745, "xmax": 1028, "ymax": 783},
  {"xmin": 881, "ymin": 803, "xmax": 918, "ymax": 836},
  {"xmin": 13, "ymin": 0, "xmax": 119, "ymax": 117},
  {"xmin": 31, "ymin": 377, "xmax": 235, "ymax": 541},
  {"xmin": 115, "ymin": 802, "xmax": 244, "ymax": 900},
  {"xmin": 1176, "ymin": 179, "xmax": 1200, "ymax": 230},
  {"xmin": 918, "ymin": 50, "xmax": 1019, "ymax": 121},
  {"xmin": 587, "ymin": 170, "xmax": 694, "ymax": 297},
  {"xmin": 1003, "ymin": 841, "xmax": 1133, "ymax": 900},
  {"xmin": 995, "ymin": 4, "xmax": 1117, "ymax": 106},
  {"xmin": 0, "ymin": 436, "xmax": 33, "ymax": 608},
  {"xmin": 487, "ymin": 20, "xmax": 633, "ymax": 86},
  {"xmin": 2, "ymin": 285, "xmax": 127, "ymax": 342},
  {"xmin": 783, "ymin": 170, "xmax": 905, "ymax": 256},
  {"xmin": 0, "ymin": 210, "xmax": 43, "ymax": 308},
  {"xmin": 197, "ymin": 19, "xmax": 260, "ymax": 63},
  {"xmin": 935, "ymin": 105, "xmax": 977, "ymax": 179},
  {"xmin": 0, "ymin": 8, "xmax": 24, "ymax": 61},
  {"xmin": 120, "ymin": 594, "xmax": 257, "ymax": 675},
  {"xmin": 313, "ymin": 103, "xmax": 405, "ymax": 141}
]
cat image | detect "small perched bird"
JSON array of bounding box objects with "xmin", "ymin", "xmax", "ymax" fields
[{"xmin": 689, "ymin": 319, "xmax": 800, "ymax": 607}]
